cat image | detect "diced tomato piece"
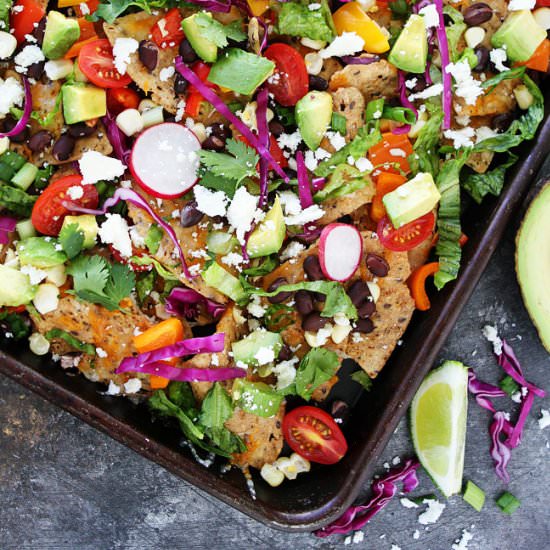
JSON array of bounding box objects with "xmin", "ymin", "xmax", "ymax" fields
[
  {"xmin": 151, "ymin": 8, "xmax": 184, "ymax": 49},
  {"xmin": 107, "ymin": 87, "xmax": 141, "ymax": 115},
  {"xmin": 11, "ymin": 0, "xmax": 45, "ymax": 44}
]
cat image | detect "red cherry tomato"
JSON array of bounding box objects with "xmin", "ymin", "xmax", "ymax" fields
[
  {"xmin": 106, "ymin": 87, "xmax": 141, "ymax": 115},
  {"xmin": 377, "ymin": 212, "xmax": 435, "ymax": 252},
  {"xmin": 31, "ymin": 175, "xmax": 99, "ymax": 236},
  {"xmin": 268, "ymin": 135, "xmax": 288, "ymax": 168},
  {"xmin": 151, "ymin": 8, "xmax": 185, "ymax": 49},
  {"xmin": 11, "ymin": 0, "xmax": 45, "ymax": 44},
  {"xmin": 108, "ymin": 245, "xmax": 153, "ymax": 272},
  {"xmin": 185, "ymin": 62, "xmax": 216, "ymax": 117},
  {"xmin": 75, "ymin": 0, "xmax": 99, "ymax": 15},
  {"xmin": 264, "ymin": 43, "xmax": 309, "ymax": 107},
  {"xmin": 78, "ymin": 39, "xmax": 132, "ymax": 88},
  {"xmin": 282, "ymin": 406, "xmax": 348, "ymax": 465}
]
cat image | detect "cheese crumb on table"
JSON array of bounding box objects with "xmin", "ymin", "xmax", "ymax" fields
[{"xmin": 418, "ymin": 498, "xmax": 445, "ymax": 525}]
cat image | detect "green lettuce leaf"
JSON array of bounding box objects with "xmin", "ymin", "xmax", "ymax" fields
[
  {"xmin": 44, "ymin": 328, "xmax": 96, "ymax": 355},
  {"xmin": 294, "ymin": 348, "xmax": 339, "ymax": 400},
  {"xmin": 277, "ymin": 1, "xmax": 334, "ymax": 42},
  {"xmin": 0, "ymin": 184, "xmax": 36, "ymax": 216},
  {"xmin": 408, "ymin": 106, "xmax": 443, "ymax": 177}
]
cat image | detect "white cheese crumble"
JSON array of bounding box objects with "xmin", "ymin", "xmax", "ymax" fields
[
  {"xmin": 539, "ymin": 409, "xmax": 550, "ymax": 430},
  {"xmin": 112, "ymin": 37, "xmax": 139, "ymax": 76},
  {"xmin": 418, "ymin": 498, "xmax": 445, "ymax": 525},
  {"xmin": 446, "ymin": 60, "xmax": 484, "ymax": 105},
  {"xmin": 443, "ymin": 127, "xmax": 475, "ymax": 149},
  {"xmin": 482, "ymin": 324, "xmax": 503, "ymax": 355},
  {"xmin": 280, "ymin": 241, "xmax": 306, "ymax": 262},
  {"xmin": 413, "ymin": 530, "xmax": 420, "ymax": 540},
  {"xmin": 79, "ymin": 151, "xmax": 126, "ymax": 184},
  {"xmin": 277, "ymin": 130, "xmax": 302, "ymax": 153},
  {"xmin": 284, "ymin": 204, "xmax": 324, "ymax": 226},
  {"xmin": 193, "ymin": 185, "xmax": 228, "ymax": 217},
  {"xmin": 419, "ymin": 4, "xmax": 440, "ymax": 28},
  {"xmin": 14, "ymin": 45, "xmax": 44, "ymax": 73},
  {"xmin": 452, "ymin": 529, "xmax": 474, "ymax": 550},
  {"xmin": 355, "ymin": 157, "xmax": 374, "ymax": 172},
  {"xmin": 400, "ymin": 497, "xmax": 419, "ymax": 509},
  {"xmin": 326, "ymin": 130, "xmax": 346, "ymax": 151},
  {"xmin": 20, "ymin": 265, "xmax": 47, "ymax": 285},
  {"xmin": 319, "ymin": 32, "xmax": 365, "ymax": 59},
  {"xmin": 67, "ymin": 185, "xmax": 84, "ymax": 200},
  {"xmin": 351, "ymin": 531, "xmax": 364, "ymax": 544},
  {"xmin": 508, "ymin": 0, "xmax": 535, "ymax": 10},
  {"xmin": 124, "ymin": 378, "xmax": 142, "ymax": 394},
  {"xmin": 106, "ymin": 381, "xmax": 121, "ymax": 395},
  {"xmin": 408, "ymin": 83, "xmax": 444, "ymax": 101},
  {"xmin": 159, "ymin": 66, "xmax": 175, "ymax": 81},
  {"xmin": 279, "ymin": 191, "xmax": 302, "ymax": 216},
  {"xmin": 96, "ymin": 347, "xmax": 108, "ymax": 358},
  {"xmin": 489, "ymin": 47, "xmax": 508, "ymax": 72},
  {"xmin": 247, "ymin": 295, "xmax": 266, "ymax": 318},
  {"xmin": 254, "ymin": 346, "xmax": 276, "ymax": 366},
  {"xmin": 227, "ymin": 186, "xmax": 258, "ymax": 243},
  {"xmin": 272, "ymin": 357, "xmax": 299, "ymax": 390},
  {"xmin": 0, "ymin": 77, "xmax": 24, "ymax": 116},
  {"xmin": 98, "ymin": 213, "xmax": 133, "ymax": 258}
]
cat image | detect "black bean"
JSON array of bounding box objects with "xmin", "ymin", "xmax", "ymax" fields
[
  {"xmin": 357, "ymin": 300, "xmax": 376, "ymax": 319},
  {"xmin": 267, "ymin": 277, "xmax": 292, "ymax": 304},
  {"xmin": 67, "ymin": 122, "xmax": 95, "ymax": 139},
  {"xmin": 32, "ymin": 17, "xmax": 46, "ymax": 46},
  {"xmin": 314, "ymin": 292, "xmax": 326, "ymax": 303},
  {"xmin": 202, "ymin": 135, "xmax": 225, "ymax": 151},
  {"xmin": 492, "ymin": 112, "xmax": 514, "ymax": 132},
  {"xmin": 473, "ymin": 46, "xmax": 489, "ymax": 73},
  {"xmin": 354, "ymin": 318, "xmax": 374, "ymax": 334},
  {"xmin": 366, "ymin": 253, "xmax": 389, "ymax": 277},
  {"xmin": 28, "ymin": 130, "xmax": 52, "ymax": 153},
  {"xmin": 347, "ymin": 280, "xmax": 370, "ymax": 307},
  {"xmin": 179, "ymin": 39, "xmax": 198, "ymax": 64},
  {"xmin": 3, "ymin": 117, "xmax": 28, "ymax": 143},
  {"xmin": 180, "ymin": 201, "xmax": 204, "ymax": 227},
  {"xmin": 209, "ymin": 123, "xmax": 231, "ymax": 141},
  {"xmin": 301, "ymin": 311, "xmax": 327, "ymax": 332},
  {"xmin": 304, "ymin": 255, "xmax": 324, "ymax": 281},
  {"xmin": 278, "ymin": 345, "xmax": 293, "ymax": 361},
  {"xmin": 27, "ymin": 60, "xmax": 45, "ymax": 80},
  {"xmin": 52, "ymin": 134, "xmax": 75, "ymax": 161},
  {"xmin": 410, "ymin": 74, "xmax": 427, "ymax": 94},
  {"xmin": 174, "ymin": 73, "xmax": 188, "ymax": 95},
  {"xmin": 463, "ymin": 2, "xmax": 493, "ymax": 26},
  {"xmin": 295, "ymin": 290, "xmax": 314, "ymax": 316},
  {"xmin": 308, "ymin": 75, "xmax": 328, "ymax": 91},
  {"xmin": 268, "ymin": 120, "xmax": 285, "ymax": 137},
  {"xmin": 138, "ymin": 40, "xmax": 158, "ymax": 72},
  {"xmin": 330, "ymin": 400, "xmax": 350, "ymax": 424}
]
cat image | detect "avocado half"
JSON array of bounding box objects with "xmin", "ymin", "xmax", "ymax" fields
[{"xmin": 516, "ymin": 182, "xmax": 550, "ymax": 352}]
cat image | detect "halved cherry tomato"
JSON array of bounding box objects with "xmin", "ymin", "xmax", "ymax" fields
[
  {"xmin": 11, "ymin": 0, "xmax": 45, "ymax": 44},
  {"xmin": 107, "ymin": 87, "xmax": 141, "ymax": 115},
  {"xmin": 368, "ymin": 132, "xmax": 413, "ymax": 175},
  {"xmin": 78, "ymin": 38, "xmax": 132, "ymax": 88},
  {"xmin": 282, "ymin": 405, "xmax": 348, "ymax": 465},
  {"xmin": 268, "ymin": 135, "xmax": 288, "ymax": 168},
  {"xmin": 370, "ymin": 171, "xmax": 407, "ymax": 223},
  {"xmin": 151, "ymin": 8, "xmax": 185, "ymax": 49},
  {"xmin": 108, "ymin": 244, "xmax": 153, "ymax": 272},
  {"xmin": 31, "ymin": 175, "xmax": 99, "ymax": 236},
  {"xmin": 377, "ymin": 212, "xmax": 435, "ymax": 252},
  {"xmin": 264, "ymin": 43, "xmax": 309, "ymax": 107}
]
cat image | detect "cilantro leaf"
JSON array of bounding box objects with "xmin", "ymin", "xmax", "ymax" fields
[
  {"xmin": 199, "ymin": 138, "xmax": 258, "ymax": 183},
  {"xmin": 0, "ymin": 184, "xmax": 36, "ymax": 216},
  {"xmin": 195, "ymin": 13, "xmax": 246, "ymax": 49},
  {"xmin": 58, "ymin": 223, "xmax": 85, "ymax": 260},
  {"xmin": 104, "ymin": 262, "xmax": 136, "ymax": 307},
  {"xmin": 68, "ymin": 255, "xmax": 110, "ymax": 294},
  {"xmin": 196, "ymin": 171, "xmax": 239, "ymax": 199}
]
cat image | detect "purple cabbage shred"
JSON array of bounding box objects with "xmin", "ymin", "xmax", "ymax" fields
[{"xmin": 165, "ymin": 287, "xmax": 226, "ymax": 321}]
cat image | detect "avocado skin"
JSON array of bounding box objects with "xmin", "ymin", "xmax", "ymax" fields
[
  {"xmin": 516, "ymin": 182, "xmax": 550, "ymax": 353},
  {"xmin": 42, "ymin": 11, "xmax": 80, "ymax": 60}
]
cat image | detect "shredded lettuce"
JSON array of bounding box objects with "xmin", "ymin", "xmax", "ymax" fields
[
  {"xmin": 0, "ymin": 311, "xmax": 30, "ymax": 340},
  {"xmin": 0, "ymin": 184, "xmax": 36, "ymax": 216},
  {"xmin": 408, "ymin": 106, "xmax": 443, "ymax": 177},
  {"xmin": 443, "ymin": 5, "xmax": 466, "ymax": 62},
  {"xmin": 293, "ymin": 348, "xmax": 340, "ymax": 400},
  {"xmin": 276, "ymin": 1, "xmax": 334, "ymax": 42},
  {"xmin": 44, "ymin": 328, "xmax": 96, "ymax": 355}
]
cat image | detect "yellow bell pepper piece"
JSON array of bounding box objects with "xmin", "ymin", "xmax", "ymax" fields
[
  {"xmin": 247, "ymin": 0, "xmax": 269, "ymax": 17},
  {"xmin": 332, "ymin": 2, "xmax": 390, "ymax": 54},
  {"xmin": 58, "ymin": 0, "xmax": 82, "ymax": 7}
]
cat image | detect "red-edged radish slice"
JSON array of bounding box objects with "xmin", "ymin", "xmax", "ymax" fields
[
  {"xmin": 319, "ymin": 223, "xmax": 363, "ymax": 282},
  {"xmin": 130, "ymin": 122, "xmax": 201, "ymax": 199}
]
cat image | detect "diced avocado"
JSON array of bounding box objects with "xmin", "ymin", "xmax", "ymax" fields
[
  {"xmin": 388, "ymin": 14, "xmax": 428, "ymax": 74},
  {"xmin": 232, "ymin": 379, "xmax": 284, "ymax": 418},
  {"xmin": 491, "ymin": 10, "xmax": 546, "ymax": 62},
  {"xmin": 295, "ymin": 91, "xmax": 333, "ymax": 151},
  {"xmin": 181, "ymin": 13, "xmax": 218, "ymax": 63},
  {"xmin": 202, "ymin": 261, "xmax": 246, "ymax": 303},
  {"xmin": 207, "ymin": 230, "xmax": 237, "ymax": 255},
  {"xmin": 246, "ymin": 196, "xmax": 286, "ymax": 258},
  {"xmin": 73, "ymin": 60, "xmax": 88, "ymax": 82},
  {"xmin": 42, "ymin": 11, "xmax": 80, "ymax": 60},
  {"xmin": 60, "ymin": 215, "xmax": 98, "ymax": 249},
  {"xmin": 62, "ymin": 84, "xmax": 107, "ymax": 124},
  {"xmin": 232, "ymin": 330, "xmax": 283, "ymax": 366},
  {"xmin": 17, "ymin": 237, "xmax": 67, "ymax": 268},
  {"xmin": 0, "ymin": 265, "xmax": 36, "ymax": 306},
  {"xmin": 16, "ymin": 219, "xmax": 37, "ymax": 240},
  {"xmin": 207, "ymin": 48, "xmax": 275, "ymax": 96},
  {"xmin": 516, "ymin": 182, "xmax": 550, "ymax": 352},
  {"xmin": 383, "ymin": 172, "xmax": 440, "ymax": 228}
]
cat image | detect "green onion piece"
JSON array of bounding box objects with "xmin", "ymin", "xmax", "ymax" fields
[
  {"xmin": 351, "ymin": 370, "xmax": 373, "ymax": 391},
  {"xmin": 463, "ymin": 480, "xmax": 485, "ymax": 512},
  {"xmin": 499, "ymin": 375, "xmax": 520, "ymax": 397},
  {"xmin": 44, "ymin": 329, "xmax": 96, "ymax": 356},
  {"xmin": 496, "ymin": 491, "xmax": 521, "ymax": 515},
  {"xmin": 365, "ymin": 98, "xmax": 385, "ymax": 124},
  {"xmin": 331, "ymin": 112, "xmax": 347, "ymax": 136},
  {"xmin": 382, "ymin": 105, "xmax": 417, "ymax": 125}
]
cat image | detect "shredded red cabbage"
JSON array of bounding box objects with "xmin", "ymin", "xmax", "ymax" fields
[
  {"xmin": 433, "ymin": 0, "xmax": 452, "ymax": 129},
  {"xmin": 0, "ymin": 77, "xmax": 31, "ymax": 138},
  {"xmin": 255, "ymin": 87, "xmax": 270, "ymax": 209},
  {"xmin": 174, "ymin": 58, "xmax": 288, "ymax": 182},
  {"xmin": 391, "ymin": 124, "xmax": 411, "ymax": 135},
  {"xmin": 165, "ymin": 287, "xmax": 226, "ymax": 320},
  {"xmin": 296, "ymin": 151, "xmax": 313, "ymax": 209},
  {"xmin": 314, "ymin": 458, "xmax": 420, "ymax": 537},
  {"xmin": 467, "ymin": 370, "xmax": 507, "ymax": 414},
  {"xmin": 63, "ymin": 188, "xmax": 192, "ymax": 278},
  {"xmin": 119, "ymin": 361, "xmax": 245, "ymax": 382},
  {"xmin": 490, "ymin": 411, "xmax": 512, "ymax": 484},
  {"xmin": 102, "ymin": 113, "xmax": 131, "ymax": 164},
  {"xmin": 188, "ymin": 0, "xmax": 232, "ymax": 12},
  {"xmin": 117, "ymin": 333, "xmax": 225, "ymax": 374},
  {"xmin": 339, "ymin": 55, "xmax": 380, "ymax": 65},
  {"xmin": 311, "ymin": 176, "xmax": 326, "ymax": 192},
  {"xmin": 0, "ymin": 216, "xmax": 16, "ymax": 244}
]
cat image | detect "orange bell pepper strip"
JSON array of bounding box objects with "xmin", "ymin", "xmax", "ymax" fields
[
  {"xmin": 63, "ymin": 35, "xmax": 99, "ymax": 59},
  {"xmin": 409, "ymin": 262, "xmax": 439, "ymax": 311},
  {"xmin": 77, "ymin": 17, "xmax": 97, "ymax": 41},
  {"xmin": 133, "ymin": 318, "xmax": 185, "ymax": 390},
  {"xmin": 371, "ymin": 172, "xmax": 407, "ymax": 222},
  {"xmin": 517, "ymin": 39, "xmax": 550, "ymax": 72},
  {"xmin": 368, "ymin": 132, "xmax": 413, "ymax": 175}
]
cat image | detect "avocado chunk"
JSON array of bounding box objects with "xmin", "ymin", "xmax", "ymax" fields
[
  {"xmin": 17, "ymin": 237, "xmax": 67, "ymax": 268},
  {"xmin": 232, "ymin": 379, "xmax": 284, "ymax": 418},
  {"xmin": 202, "ymin": 261, "xmax": 246, "ymax": 303},
  {"xmin": 0, "ymin": 265, "xmax": 36, "ymax": 307},
  {"xmin": 516, "ymin": 182, "xmax": 550, "ymax": 352},
  {"xmin": 491, "ymin": 10, "xmax": 546, "ymax": 62},
  {"xmin": 60, "ymin": 215, "xmax": 98, "ymax": 249},
  {"xmin": 42, "ymin": 11, "xmax": 80, "ymax": 60},
  {"xmin": 295, "ymin": 91, "xmax": 333, "ymax": 151},
  {"xmin": 207, "ymin": 48, "xmax": 275, "ymax": 95},
  {"xmin": 232, "ymin": 330, "xmax": 283, "ymax": 367},
  {"xmin": 246, "ymin": 196, "xmax": 286, "ymax": 258},
  {"xmin": 383, "ymin": 172, "xmax": 440, "ymax": 228},
  {"xmin": 63, "ymin": 84, "xmax": 107, "ymax": 124},
  {"xmin": 388, "ymin": 14, "xmax": 428, "ymax": 74},
  {"xmin": 181, "ymin": 13, "xmax": 218, "ymax": 63}
]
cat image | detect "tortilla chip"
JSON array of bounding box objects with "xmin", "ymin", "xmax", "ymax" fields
[{"xmin": 318, "ymin": 181, "xmax": 376, "ymax": 226}]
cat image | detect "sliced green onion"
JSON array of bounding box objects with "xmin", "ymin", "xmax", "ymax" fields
[
  {"xmin": 331, "ymin": 112, "xmax": 347, "ymax": 136},
  {"xmin": 365, "ymin": 98, "xmax": 385, "ymax": 125},
  {"xmin": 496, "ymin": 491, "xmax": 521, "ymax": 515},
  {"xmin": 463, "ymin": 480, "xmax": 485, "ymax": 512},
  {"xmin": 499, "ymin": 375, "xmax": 520, "ymax": 397},
  {"xmin": 382, "ymin": 105, "xmax": 417, "ymax": 125}
]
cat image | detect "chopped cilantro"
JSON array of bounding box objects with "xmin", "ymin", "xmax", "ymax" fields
[
  {"xmin": 199, "ymin": 138, "xmax": 259, "ymax": 183},
  {"xmin": 58, "ymin": 223, "xmax": 85, "ymax": 260}
]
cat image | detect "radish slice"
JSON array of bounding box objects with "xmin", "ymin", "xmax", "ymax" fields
[
  {"xmin": 130, "ymin": 123, "xmax": 201, "ymax": 199},
  {"xmin": 319, "ymin": 223, "xmax": 363, "ymax": 282}
]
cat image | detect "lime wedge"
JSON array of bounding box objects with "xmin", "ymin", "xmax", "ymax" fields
[{"xmin": 410, "ymin": 360, "xmax": 469, "ymax": 497}]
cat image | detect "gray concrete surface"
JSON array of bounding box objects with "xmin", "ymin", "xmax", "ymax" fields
[{"xmin": 1, "ymin": 171, "xmax": 550, "ymax": 549}]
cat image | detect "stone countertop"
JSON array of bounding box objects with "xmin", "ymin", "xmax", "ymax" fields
[{"xmin": 1, "ymin": 165, "xmax": 550, "ymax": 550}]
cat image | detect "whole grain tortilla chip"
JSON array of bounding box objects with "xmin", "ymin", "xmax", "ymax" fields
[{"xmin": 318, "ymin": 181, "xmax": 375, "ymax": 226}]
